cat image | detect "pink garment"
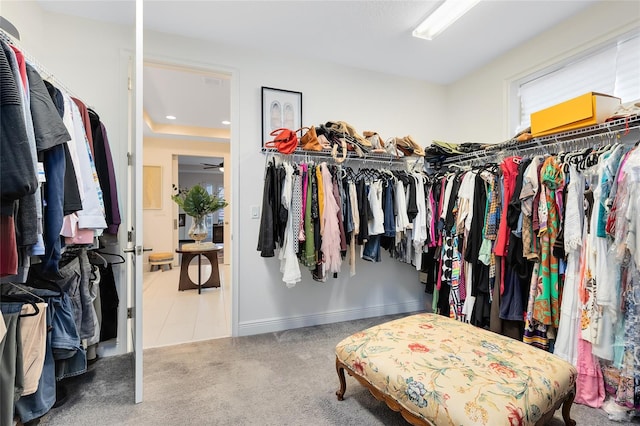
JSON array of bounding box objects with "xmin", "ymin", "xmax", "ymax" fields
[
  {"xmin": 62, "ymin": 213, "xmax": 95, "ymax": 244},
  {"xmin": 299, "ymin": 164, "xmax": 308, "ymax": 241},
  {"xmin": 65, "ymin": 229, "xmax": 94, "ymax": 245},
  {"xmin": 428, "ymin": 190, "xmax": 436, "ymax": 247},
  {"xmin": 320, "ymin": 164, "xmax": 342, "ymax": 273},
  {"xmin": 435, "ymin": 176, "xmax": 447, "ymax": 291},
  {"xmin": 575, "ymin": 338, "xmax": 605, "ymax": 407}
]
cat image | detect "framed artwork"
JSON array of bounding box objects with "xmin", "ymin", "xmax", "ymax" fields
[
  {"xmin": 142, "ymin": 165, "xmax": 162, "ymax": 209},
  {"xmin": 261, "ymin": 86, "xmax": 302, "ymax": 147},
  {"xmin": 178, "ymin": 213, "xmax": 185, "ymax": 227}
]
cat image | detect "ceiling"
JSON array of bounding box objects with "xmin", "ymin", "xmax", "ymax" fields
[
  {"xmin": 143, "ymin": 64, "xmax": 231, "ymax": 140},
  {"xmin": 36, "ymin": 0, "xmax": 600, "ymax": 84},
  {"xmin": 178, "ymin": 155, "xmax": 224, "ymax": 172},
  {"xmin": 35, "ymin": 0, "xmax": 601, "ymax": 137}
]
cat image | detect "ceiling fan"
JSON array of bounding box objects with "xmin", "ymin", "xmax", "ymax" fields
[{"xmin": 202, "ymin": 161, "xmax": 224, "ymax": 171}]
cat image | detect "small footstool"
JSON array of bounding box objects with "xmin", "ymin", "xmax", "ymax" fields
[
  {"xmin": 335, "ymin": 313, "xmax": 577, "ymax": 426},
  {"xmin": 149, "ymin": 252, "xmax": 174, "ymax": 272}
]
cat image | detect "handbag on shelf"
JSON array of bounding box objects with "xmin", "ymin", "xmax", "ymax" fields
[
  {"xmin": 363, "ymin": 131, "xmax": 387, "ymax": 153},
  {"xmin": 299, "ymin": 126, "xmax": 323, "ymax": 151},
  {"xmin": 265, "ymin": 128, "xmax": 298, "ymax": 154},
  {"xmin": 385, "ymin": 137, "xmax": 405, "ymax": 158}
]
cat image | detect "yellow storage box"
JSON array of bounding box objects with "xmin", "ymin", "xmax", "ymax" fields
[{"xmin": 531, "ymin": 92, "xmax": 621, "ymax": 137}]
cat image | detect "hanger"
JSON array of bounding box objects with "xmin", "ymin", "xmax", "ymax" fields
[
  {"xmin": 2, "ymin": 284, "xmax": 44, "ymax": 318},
  {"xmin": 95, "ymin": 250, "xmax": 126, "ymax": 265},
  {"xmin": 23, "ymin": 264, "xmax": 64, "ymax": 297},
  {"xmin": 5, "ymin": 282, "xmax": 46, "ymax": 303},
  {"xmin": 87, "ymin": 250, "xmax": 108, "ymax": 267}
]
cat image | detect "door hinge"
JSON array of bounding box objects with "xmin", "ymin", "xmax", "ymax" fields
[
  {"xmin": 127, "ymin": 152, "xmax": 133, "ymax": 166},
  {"xmin": 127, "ymin": 308, "xmax": 133, "ymax": 319}
]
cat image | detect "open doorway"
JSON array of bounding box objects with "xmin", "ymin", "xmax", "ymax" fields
[{"xmin": 142, "ymin": 62, "xmax": 231, "ymax": 348}]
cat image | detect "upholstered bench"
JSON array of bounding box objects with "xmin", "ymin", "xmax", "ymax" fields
[
  {"xmin": 335, "ymin": 313, "xmax": 577, "ymax": 426},
  {"xmin": 149, "ymin": 252, "xmax": 174, "ymax": 272}
]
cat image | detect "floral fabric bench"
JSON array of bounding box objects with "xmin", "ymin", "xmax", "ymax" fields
[{"xmin": 335, "ymin": 313, "xmax": 577, "ymax": 426}]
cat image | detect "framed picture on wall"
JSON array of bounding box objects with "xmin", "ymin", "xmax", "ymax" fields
[
  {"xmin": 261, "ymin": 86, "xmax": 302, "ymax": 147},
  {"xmin": 143, "ymin": 165, "xmax": 162, "ymax": 209},
  {"xmin": 178, "ymin": 213, "xmax": 185, "ymax": 227}
]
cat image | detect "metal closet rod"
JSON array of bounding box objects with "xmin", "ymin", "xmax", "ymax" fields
[
  {"xmin": 437, "ymin": 115, "xmax": 640, "ymax": 168},
  {"xmin": 261, "ymin": 147, "xmax": 412, "ymax": 168},
  {"xmin": 1, "ymin": 28, "xmax": 81, "ymax": 101}
]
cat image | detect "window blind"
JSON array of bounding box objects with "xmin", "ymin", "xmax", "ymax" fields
[{"xmin": 517, "ymin": 33, "xmax": 639, "ymax": 131}]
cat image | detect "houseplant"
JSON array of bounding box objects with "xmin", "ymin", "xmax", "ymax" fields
[{"xmin": 171, "ymin": 184, "xmax": 228, "ymax": 245}]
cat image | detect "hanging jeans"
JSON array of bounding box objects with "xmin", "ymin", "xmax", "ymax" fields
[
  {"xmin": 362, "ymin": 235, "xmax": 382, "ymax": 262},
  {"xmin": 42, "ymin": 144, "xmax": 66, "ymax": 275},
  {"xmin": 1, "ymin": 303, "xmax": 23, "ymax": 426}
]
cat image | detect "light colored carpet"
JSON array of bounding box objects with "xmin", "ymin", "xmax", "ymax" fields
[{"xmin": 39, "ymin": 314, "xmax": 639, "ymax": 425}]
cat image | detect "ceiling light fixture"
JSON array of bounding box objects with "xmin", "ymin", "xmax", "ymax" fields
[
  {"xmin": 221, "ymin": 120, "xmax": 231, "ymax": 125},
  {"xmin": 166, "ymin": 115, "xmax": 177, "ymax": 120},
  {"xmin": 412, "ymin": 0, "xmax": 481, "ymax": 41}
]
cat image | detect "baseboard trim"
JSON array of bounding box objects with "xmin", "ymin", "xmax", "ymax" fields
[{"xmin": 238, "ymin": 300, "xmax": 423, "ymax": 336}]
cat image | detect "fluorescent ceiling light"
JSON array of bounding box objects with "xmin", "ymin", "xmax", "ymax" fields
[
  {"xmin": 221, "ymin": 120, "xmax": 231, "ymax": 125},
  {"xmin": 166, "ymin": 115, "xmax": 177, "ymax": 120},
  {"xmin": 413, "ymin": 0, "xmax": 481, "ymax": 41}
]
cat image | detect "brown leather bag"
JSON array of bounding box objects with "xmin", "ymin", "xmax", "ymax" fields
[{"xmin": 299, "ymin": 126, "xmax": 322, "ymax": 151}]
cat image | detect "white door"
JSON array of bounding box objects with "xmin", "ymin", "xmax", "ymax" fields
[{"xmin": 123, "ymin": 0, "xmax": 144, "ymax": 404}]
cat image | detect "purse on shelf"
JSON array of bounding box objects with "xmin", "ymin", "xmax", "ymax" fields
[
  {"xmin": 363, "ymin": 131, "xmax": 386, "ymax": 153},
  {"xmin": 299, "ymin": 126, "xmax": 323, "ymax": 151},
  {"xmin": 385, "ymin": 137, "xmax": 405, "ymax": 158},
  {"xmin": 265, "ymin": 128, "xmax": 298, "ymax": 154}
]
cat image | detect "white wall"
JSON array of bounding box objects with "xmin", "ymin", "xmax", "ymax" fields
[
  {"xmin": 3, "ymin": 1, "xmax": 134, "ymax": 356},
  {"xmin": 445, "ymin": 1, "xmax": 640, "ymax": 144},
  {"xmin": 144, "ymin": 30, "xmax": 444, "ymax": 335}
]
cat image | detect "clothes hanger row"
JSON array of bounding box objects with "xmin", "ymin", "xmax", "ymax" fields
[{"xmin": 438, "ymin": 121, "xmax": 640, "ymax": 170}]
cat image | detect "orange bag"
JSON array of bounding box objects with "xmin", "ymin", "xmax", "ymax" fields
[{"xmin": 265, "ymin": 128, "xmax": 298, "ymax": 154}]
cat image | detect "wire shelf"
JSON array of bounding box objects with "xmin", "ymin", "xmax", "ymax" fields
[
  {"xmin": 433, "ymin": 115, "xmax": 640, "ymax": 168},
  {"xmin": 261, "ymin": 147, "xmax": 415, "ymax": 167}
]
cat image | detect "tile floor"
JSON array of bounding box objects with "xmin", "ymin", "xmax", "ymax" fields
[{"xmin": 142, "ymin": 257, "xmax": 231, "ymax": 349}]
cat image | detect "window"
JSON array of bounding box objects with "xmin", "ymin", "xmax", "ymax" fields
[{"xmin": 513, "ymin": 32, "xmax": 640, "ymax": 134}]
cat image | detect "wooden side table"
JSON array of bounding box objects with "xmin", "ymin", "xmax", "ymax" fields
[{"xmin": 175, "ymin": 248, "xmax": 221, "ymax": 294}]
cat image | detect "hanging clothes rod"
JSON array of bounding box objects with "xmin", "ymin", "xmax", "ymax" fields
[
  {"xmin": 1, "ymin": 28, "xmax": 81, "ymax": 101},
  {"xmin": 436, "ymin": 115, "xmax": 640, "ymax": 168},
  {"xmin": 0, "ymin": 16, "xmax": 20, "ymax": 40},
  {"xmin": 262, "ymin": 147, "xmax": 409, "ymax": 167}
]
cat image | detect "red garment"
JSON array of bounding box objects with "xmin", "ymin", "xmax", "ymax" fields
[
  {"xmin": 9, "ymin": 45, "xmax": 27, "ymax": 92},
  {"xmin": 495, "ymin": 157, "xmax": 521, "ymax": 256},
  {"xmin": 495, "ymin": 156, "xmax": 521, "ymax": 295},
  {"xmin": 72, "ymin": 97, "xmax": 94, "ymax": 157},
  {"xmin": 0, "ymin": 216, "xmax": 18, "ymax": 277}
]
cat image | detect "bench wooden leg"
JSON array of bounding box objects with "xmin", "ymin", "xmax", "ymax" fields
[
  {"xmin": 562, "ymin": 387, "xmax": 576, "ymax": 426},
  {"xmin": 336, "ymin": 358, "xmax": 347, "ymax": 401},
  {"xmin": 535, "ymin": 385, "xmax": 576, "ymax": 426}
]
